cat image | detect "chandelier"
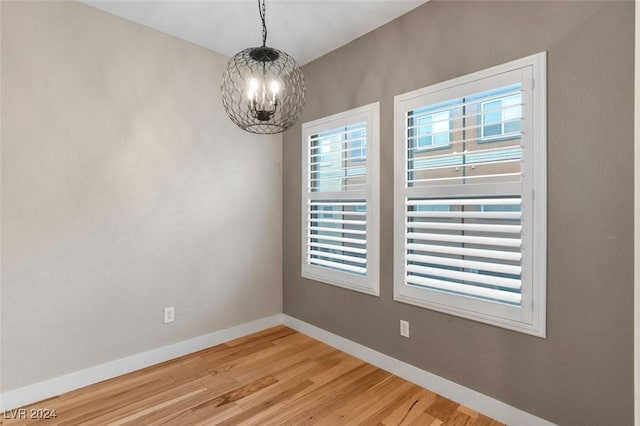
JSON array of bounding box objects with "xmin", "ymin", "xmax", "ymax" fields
[{"xmin": 221, "ymin": 0, "xmax": 305, "ymax": 134}]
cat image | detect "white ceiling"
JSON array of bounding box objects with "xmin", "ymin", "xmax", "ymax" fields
[{"xmin": 81, "ymin": 1, "xmax": 428, "ymax": 65}]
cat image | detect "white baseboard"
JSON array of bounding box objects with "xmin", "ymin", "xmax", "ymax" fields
[
  {"xmin": 282, "ymin": 314, "xmax": 556, "ymax": 426},
  {"xmin": 1, "ymin": 314, "xmax": 283, "ymax": 411},
  {"xmin": 2, "ymin": 312, "xmax": 554, "ymax": 425}
]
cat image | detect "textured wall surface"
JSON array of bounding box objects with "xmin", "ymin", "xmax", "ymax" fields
[
  {"xmin": 2, "ymin": 1, "xmax": 282, "ymax": 391},
  {"xmin": 283, "ymin": 1, "xmax": 634, "ymax": 424}
]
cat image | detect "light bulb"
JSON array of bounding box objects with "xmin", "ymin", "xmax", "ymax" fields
[
  {"xmin": 247, "ymin": 78, "xmax": 259, "ymax": 99},
  {"xmin": 269, "ymin": 80, "xmax": 280, "ymax": 95}
]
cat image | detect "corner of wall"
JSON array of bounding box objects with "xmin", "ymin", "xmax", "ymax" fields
[{"xmin": 634, "ymin": 2, "xmax": 639, "ymax": 424}]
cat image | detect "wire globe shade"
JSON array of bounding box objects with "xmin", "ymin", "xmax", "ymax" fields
[{"xmin": 221, "ymin": 46, "xmax": 305, "ymax": 134}]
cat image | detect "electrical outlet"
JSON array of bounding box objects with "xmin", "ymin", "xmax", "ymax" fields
[
  {"xmin": 400, "ymin": 320, "xmax": 409, "ymax": 338},
  {"xmin": 164, "ymin": 307, "xmax": 175, "ymax": 324}
]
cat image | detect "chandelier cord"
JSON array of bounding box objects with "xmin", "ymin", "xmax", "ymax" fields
[{"xmin": 259, "ymin": 0, "xmax": 267, "ymax": 47}]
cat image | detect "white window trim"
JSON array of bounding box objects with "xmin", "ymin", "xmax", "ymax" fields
[
  {"xmin": 393, "ymin": 52, "xmax": 547, "ymax": 337},
  {"xmin": 301, "ymin": 102, "xmax": 380, "ymax": 296}
]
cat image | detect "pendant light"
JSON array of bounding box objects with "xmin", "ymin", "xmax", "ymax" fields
[{"xmin": 221, "ymin": 0, "xmax": 305, "ymax": 134}]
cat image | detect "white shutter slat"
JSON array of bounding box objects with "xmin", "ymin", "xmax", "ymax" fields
[
  {"xmin": 309, "ymin": 242, "xmax": 367, "ymax": 255},
  {"xmin": 311, "ymin": 218, "xmax": 367, "ymax": 226},
  {"xmin": 408, "ymin": 198, "xmax": 521, "ymax": 206},
  {"xmin": 405, "ymin": 264, "xmax": 521, "ymax": 289},
  {"xmin": 310, "ymin": 201, "xmax": 366, "ymax": 207},
  {"xmin": 309, "ymin": 226, "xmax": 367, "ymax": 236},
  {"xmin": 407, "ymin": 211, "xmax": 521, "ymax": 220},
  {"xmin": 309, "ymin": 210, "xmax": 367, "ymax": 217},
  {"xmin": 408, "ymin": 222, "xmax": 522, "ymax": 234},
  {"xmin": 309, "ymin": 258, "xmax": 367, "ymax": 275},
  {"xmin": 406, "ymin": 243, "xmax": 521, "ymax": 262},
  {"xmin": 308, "ymin": 250, "xmax": 367, "ymax": 265},
  {"xmin": 406, "ymin": 232, "xmax": 521, "ymax": 248},
  {"xmin": 405, "ymin": 275, "xmax": 522, "ymax": 305},
  {"xmin": 308, "ymin": 186, "xmax": 367, "ymax": 193},
  {"xmin": 311, "ymin": 234, "xmax": 367, "ymax": 245},
  {"xmin": 408, "ymin": 172, "xmax": 522, "ymax": 186},
  {"xmin": 406, "ymin": 253, "xmax": 521, "ymax": 275}
]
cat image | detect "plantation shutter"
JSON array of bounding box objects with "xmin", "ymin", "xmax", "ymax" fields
[
  {"xmin": 302, "ymin": 103, "xmax": 380, "ymax": 295},
  {"xmin": 307, "ymin": 124, "xmax": 368, "ymax": 276},
  {"xmin": 396, "ymin": 62, "xmax": 536, "ymax": 314},
  {"xmin": 405, "ymin": 84, "xmax": 523, "ymax": 189},
  {"xmin": 404, "ymin": 196, "xmax": 523, "ymax": 305}
]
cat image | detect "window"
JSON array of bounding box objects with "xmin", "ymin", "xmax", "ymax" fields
[
  {"xmin": 317, "ymin": 137, "xmax": 333, "ymax": 166},
  {"xmin": 302, "ymin": 103, "xmax": 380, "ymax": 295},
  {"xmin": 394, "ymin": 53, "xmax": 546, "ymax": 336},
  {"xmin": 481, "ymin": 91, "xmax": 522, "ymax": 140},
  {"xmin": 350, "ymin": 126, "xmax": 367, "ymax": 161},
  {"xmin": 414, "ymin": 109, "xmax": 451, "ymax": 150}
]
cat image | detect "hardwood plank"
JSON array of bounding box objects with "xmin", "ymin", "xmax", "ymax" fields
[
  {"xmin": 340, "ymin": 377, "xmax": 422, "ymax": 425},
  {"xmin": 257, "ymin": 363, "xmax": 384, "ymax": 426},
  {"xmin": 348, "ymin": 380, "xmax": 423, "ymax": 425},
  {"xmin": 444, "ymin": 410, "xmax": 476, "ymax": 426},
  {"xmin": 473, "ymin": 414, "xmax": 506, "ymax": 426},
  {"xmin": 407, "ymin": 410, "xmax": 439, "ymax": 425},
  {"xmin": 224, "ymin": 324, "xmax": 295, "ymax": 347},
  {"xmin": 277, "ymin": 367, "xmax": 391, "ymax": 425},
  {"xmin": 210, "ymin": 334, "xmax": 323, "ymax": 384},
  {"xmin": 215, "ymin": 379, "xmax": 316, "ymax": 426},
  {"xmin": 426, "ymin": 394, "xmax": 463, "ymax": 421},
  {"xmin": 59, "ymin": 379, "xmax": 206, "ymax": 425},
  {"xmin": 383, "ymin": 388, "xmax": 439, "ymax": 425},
  {"xmin": 117, "ymin": 377, "xmax": 241, "ymax": 426},
  {"xmin": 6, "ymin": 327, "xmax": 504, "ymax": 426},
  {"xmin": 191, "ymin": 375, "xmax": 278, "ymax": 413}
]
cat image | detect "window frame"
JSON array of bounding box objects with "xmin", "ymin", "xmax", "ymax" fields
[
  {"xmin": 301, "ymin": 102, "xmax": 380, "ymax": 296},
  {"xmin": 393, "ymin": 52, "xmax": 547, "ymax": 337}
]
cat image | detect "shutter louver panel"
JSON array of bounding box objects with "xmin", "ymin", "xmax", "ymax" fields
[
  {"xmin": 404, "ymin": 196, "xmax": 523, "ymax": 305},
  {"xmin": 306, "ymin": 121, "xmax": 369, "ymax": 276},
  {"xmin": 307, "ymin": 200, "xmax": 367, "ymax": 276},
  {"xmin": 406, "ymin": 85, "xmax": 523, "ymax": 188},
  {"xmin": 303, "ymin": 103, "xmax": 379, "ymax": 295},
  {"xmin": 308, "ymin": 124, "xmax": 367, "ymax": 193}
]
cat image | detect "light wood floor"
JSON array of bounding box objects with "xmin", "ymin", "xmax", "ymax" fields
[{"xmin": 3, "ymin": 326, "xmax": 504, "ymax": 425}]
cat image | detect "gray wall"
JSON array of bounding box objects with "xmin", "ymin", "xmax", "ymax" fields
[
  {"xmin": 1, "ymin": 1, "xmax": 282, "ymax": 391},
  {"xmin": 283, "ymin": 1, "xmax": 634, "ymax": 424}
]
